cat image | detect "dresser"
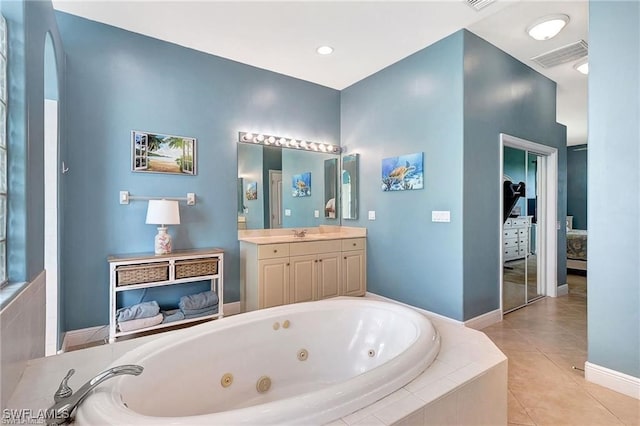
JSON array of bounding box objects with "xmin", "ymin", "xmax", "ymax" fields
[
  {"xmin": 503, "ymin": 216, "xmax": 531, "ymax": 262},
  {"xmin": 239, "ymin": 232, "xmax": 366, "ymax": 312}
]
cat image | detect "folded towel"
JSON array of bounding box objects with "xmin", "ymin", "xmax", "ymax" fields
[
  {"xmin": 179, "ymin": 291, "xmax": 219, "ymax": 311},
  {"xmin": 162, "ymin": 309, "xmax": 185, "ymax": 324},
  {"xmin": 116, "ymin": 301, "xmax": 160, "ymax": 322},
  {"xmin": 118, "ymin": 313, "xmax": 163, "ymax": 332},
  {"xmin": 183, "ymin": 306, "xmax": 218, "ymax": 320},
  {"xmin": 181, "ymin": 304, "xmax": 219, "ymax": 316}
]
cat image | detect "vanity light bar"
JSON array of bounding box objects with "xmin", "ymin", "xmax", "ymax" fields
[{"xmin": 238, "ymin": 132, "xmax": 341, "ymax": 154}]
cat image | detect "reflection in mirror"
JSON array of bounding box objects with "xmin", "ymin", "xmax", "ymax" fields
[
  {"xmin": 342, "ymin": 154, "xmax": 359, "ymax": 220},
  {"xmin": 237, "ymin": 142, "xmax": 340, "ymax": 230},
  {"xmin": 324, "ymin": 158, "xmax": 338, "ymax": 219}
]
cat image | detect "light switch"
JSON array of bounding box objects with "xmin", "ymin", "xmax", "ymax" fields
[
  {"xmin": 119, "ymin": 191, "xmax": 129, "ymax": 204},
  {"xmin": 285, "ymin": 209, "xmax": 292, "ymax": 217},
  {"xmin": 314, "ymin": 210, "xmax": 320, "ymax": 218},
  {"xmin": 432, "ymin": 211, "xmax": 451, "ymax": 222},
  {"xmin": 368, "ymin": 211, "xmax": 376, "ymax": 220}
]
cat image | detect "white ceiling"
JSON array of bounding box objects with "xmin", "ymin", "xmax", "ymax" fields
[{"xmin": 52, "ymin": 0, "xmax": 588, "ymax": 146}]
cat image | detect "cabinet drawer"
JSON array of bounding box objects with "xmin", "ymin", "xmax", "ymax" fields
[
  {"xmin": 290, "ymin": 240, "xmax": 341, "ymax": 256},
  {"xmin": 116, "ymin": 262, "xmax": 170, "ymax": 286},
  {"xmin": 504, "ymin": 247, "xmax": 518, "ymax": 259},
  {"xmin": 342, "ymin": 238, "xmax": 366, "ymax": 251},
  {"xmin": 175, "ymin": 258, "xmax": 218, "ymax": 279},
  {"xmin": 258, "ymin": 243, "xmax": 290, "ymax": 259}
]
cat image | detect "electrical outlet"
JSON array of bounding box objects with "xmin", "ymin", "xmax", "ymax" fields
[
  {"xmin": 314, "ymin": 210, "xmax": 320, "ymax": 218},
  {"xmin": 368, "ymin": 211, "xmax": 376, "ymax": 220},
  {"xmin": 285, "ymin": 209, "xmax": 292, "ymax": 217}
]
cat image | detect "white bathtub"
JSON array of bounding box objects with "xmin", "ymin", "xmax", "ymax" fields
[{"xmin": 76, "ymin": 298, "xmax": 440, "ymax": 425}]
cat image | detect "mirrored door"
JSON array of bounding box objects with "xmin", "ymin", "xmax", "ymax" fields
[{"xmin": 502, "ymin": 147, "xmax": 545, "ymax": 313}]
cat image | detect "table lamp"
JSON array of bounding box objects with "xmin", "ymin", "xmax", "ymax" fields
[{"xmin": 146, "ymin": 199, "xmax": 180, "ymax": 254}]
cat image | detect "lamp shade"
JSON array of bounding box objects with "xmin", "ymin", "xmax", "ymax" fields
[{"xmin": 145, "ymin": 199, "xmax": 180, "ymax": 225}]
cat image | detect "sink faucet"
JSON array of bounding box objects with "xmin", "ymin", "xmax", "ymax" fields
[
  {"xmin": 292, "ymin": 229, "xmax": 307, "ymax": 237},
  {"xmin": 45, "ymin": 365, "xmax": 143, "ymax": 425}
]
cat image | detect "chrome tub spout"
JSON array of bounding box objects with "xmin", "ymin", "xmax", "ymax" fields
[{"xmin": 46, "ymin": 364, "xmax": 143, "ymax": 425}]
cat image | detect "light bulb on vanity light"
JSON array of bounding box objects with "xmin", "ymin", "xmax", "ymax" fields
[
  {"xmin": 243, "ymin": 133, "xmax": 254, "ymax": 142},
  {"xmin": 146, "ymin": 199, "xmax": 181, "ymax": 255},
  {"xmin": 256, "ymin": 134, "xmax": 265, "ymax": 142},
  {"xmin": 300, "ymin": 141, "xmax": 308, "ymax": 149}
]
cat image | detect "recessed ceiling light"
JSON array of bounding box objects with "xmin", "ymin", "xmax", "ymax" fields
[
  {"xmin": 574, "ymin": 58, "xmax": 589, "ymax": 75},
  {"xmin": 316, "ymin": 46, "xmax": 334, "ymax": 55},
  {"xmin": 527, "ymin": 14, "xmax": 570, "ymax": 41}
]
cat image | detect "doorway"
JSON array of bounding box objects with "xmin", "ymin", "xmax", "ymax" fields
[{"xmin": 500, "ymin": 134, "xmax": 558, "ymax": 314}]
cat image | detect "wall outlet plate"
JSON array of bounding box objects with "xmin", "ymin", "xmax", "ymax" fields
[
  {"xmin": 314, "ymin": 210, "xmax": 319, "ymax": 218},
  {"xmin": 368, "ymin": 211, "xmax": 376, "ymax": 220},
  {"xmin": 285, "ymin": 209, "xmax": 292, "ymax": 217},
  {"xmin": 432, "ymin": 211, "xmax": 451, "ymax": 222}
]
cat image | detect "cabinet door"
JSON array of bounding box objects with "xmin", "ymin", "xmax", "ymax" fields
[
  {"xmin": 289, "ymin": 255, "xmax": 316, "ymax": 303},
  {"xmin": 317, "ymin": 252, "xmax": 341, "ymax": 299},
  {"xmin": 342, "ymin": 250, "xmax": 366, "ymax": 296},
  {"xmin": 259, "ymin": 258, "xmax": 290, "ymax": 308}
]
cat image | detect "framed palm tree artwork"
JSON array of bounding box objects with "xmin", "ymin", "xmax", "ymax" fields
[{"xmin": 131, "ymin": 130, "xmax": 197, "ymax": 175}]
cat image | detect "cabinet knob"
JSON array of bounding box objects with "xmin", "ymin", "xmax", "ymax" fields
[
  {"xmin": 274, "ymin": 249, "xmax": 278, "ymax": 253},
  {"xmin": 344, "ymin": 256, "xmax": 347, "ymax": 259},
  {"xmin": 286, "ymin": 263, "xmax": 290, "ymax": 266},
  {"xmin": 353, "ymin": 243, "xmax": 356, "ymax": 246},
  {"xmin": 319, "ymin": 259, "xmax": 323, "ymax": 262},
  {"xmin": 314, "ymin": 260, "xmax": 318, "ymax": 263}
]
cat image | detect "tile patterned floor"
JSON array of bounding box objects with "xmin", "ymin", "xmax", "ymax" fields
[{"xmin": 483, "ymin": 274, "xmax": 640, "ymax": 426}]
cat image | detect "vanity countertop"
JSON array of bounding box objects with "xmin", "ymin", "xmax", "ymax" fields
[{"xmin": 238, "ymin": 226, "xmax": 366, "ymax": 244}]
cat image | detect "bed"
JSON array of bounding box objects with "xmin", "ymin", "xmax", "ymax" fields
[{"xmin": 566, "ymin": 216, "xmax": 587, "ymax": 271}]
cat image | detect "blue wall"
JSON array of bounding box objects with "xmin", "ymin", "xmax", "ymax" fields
[
  {"xmin": 462, "ymin": 30, "xmax": 567, "ymax": 320},
  {"xmin": 341, "ymin": 31, "xmax": 466, "ymax": 320},
  {"xmin": 588, "ymin": 1, "xmax": 639, "ymax": 378},
  {"xmin": 341, "ymin": 30, "xmax": 566, "ymax": 321},
  {"xmin": 56, "ymin": 12, "xmax": 340, "ymax": 331},
  {"xmin": 567, "ymin": 145, "xmax": 587, "ymax": 230}
]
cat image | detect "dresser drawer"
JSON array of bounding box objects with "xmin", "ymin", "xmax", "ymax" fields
[
  {"xmin": 258, "ymin": 243, "xmax": 290, "ymax": 259},
  {"xmin": 511, "ymin": 217, "xmax": 530, "ymax": 227},
  {"xmin": 342, "ymin": 238, "xmax": 366, "ymax": 251},
  {"xmin": 503, "ymin": 229, "xmax": 518, "ymax": 238},
  {"xmin": 503, "ymin": 237, "xmax": 518, "ymax": 248},
  {"xmin": 504, "ymin": 247, "xmax": 519, "ymax": 259}
]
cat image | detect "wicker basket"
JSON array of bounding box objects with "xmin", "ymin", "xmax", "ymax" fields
[
  {"xmin": 175, "ymin": 258, "xmax": 218, "ymax": 279},
  {"xmin": 116, "ymin": 262, "xmax": 170, "ymax": 286}
]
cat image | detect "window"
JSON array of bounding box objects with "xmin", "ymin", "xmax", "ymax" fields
[{"xmin": 0, "ymin": 14, "xmax": 7, "ymax": 286}]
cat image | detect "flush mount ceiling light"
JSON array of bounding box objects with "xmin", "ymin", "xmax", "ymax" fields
[
  {"xmin": 316, "ymin": 45, "xmax": 334, "ymax": 55},
  {"xmin": 527, "ymin": 14, "xmax": 570, "ymax": 41},
  {"xmin": 239, "ymin": 132, "xmax": 341, "ymax": 154},
  {"xmin": 574, "ymin": 58, "xmax": 589, "ymax": 75}
]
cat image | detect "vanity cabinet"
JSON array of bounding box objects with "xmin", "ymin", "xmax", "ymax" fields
[{"xmin": 240, "ymin": 237, "xmax": 366, "ymax": 312}]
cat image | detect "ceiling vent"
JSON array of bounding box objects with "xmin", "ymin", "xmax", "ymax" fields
[
  {"xmin": 531, "ymin": 40, "xmax": 588, "ymax": 68},
  {"xmin": 466, "ymin": 0, "xmax": 497, "ymax": 11}
]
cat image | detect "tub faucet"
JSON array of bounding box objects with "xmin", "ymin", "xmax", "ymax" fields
[
  {"xmin": 45, "ymin": 365, "xmax": 143, "ymax": 425},
  {"xmin": 292, "ymin": 229, "xmax": 307, "ymax": 237}
]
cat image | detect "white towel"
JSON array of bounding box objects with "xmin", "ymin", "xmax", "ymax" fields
[{"xmin": 118, "ymin": 313, "xmax": 163, "ymax": 332}]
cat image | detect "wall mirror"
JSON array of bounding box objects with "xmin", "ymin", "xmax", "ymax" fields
[
  {"xmin": 324, "ymin": 158, "xmax": 338, "ymax": 219},
  {"xmin": 341, "ymin": 153, "xmax": 359, "ymax": 220},
  {"xmin": 237, "ymin": 142, "xmax": 341, "ymax": 230}
]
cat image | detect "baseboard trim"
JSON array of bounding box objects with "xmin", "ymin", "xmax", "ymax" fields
[
  {"xmin": 62, "ymin": 301, "xmax": 242, "ymax": 351},
  {"xmin": 464, "ymin": 308, "xmax": 502, "ymax": 330},
  {"xmin": 365, "ymin": 292, "xmax": 463, "ymax": 326},
  {"xmin": 556, "ymin": 283, "xmax": 569, "ymax": 296},
  {"xmin": 585, "ymin": 361, "xmax": 640, "ymax": 400}
]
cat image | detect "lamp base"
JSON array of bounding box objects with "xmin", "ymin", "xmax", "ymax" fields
[{"xmin": 154, "ymin": 226, "xmax": 172, "ymax": 255}]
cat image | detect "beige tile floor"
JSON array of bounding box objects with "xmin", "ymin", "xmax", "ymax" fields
[{"xmin": 483, "ymin": 273, "xmax": 640, "ymax": 426}]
